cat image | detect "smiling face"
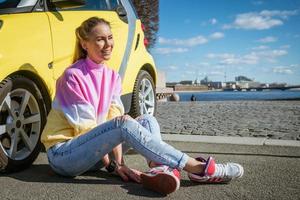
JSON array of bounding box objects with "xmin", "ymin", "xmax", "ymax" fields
[{"xmin": 81, "ymin": 23, "xmax": 114, "ymax": 64}]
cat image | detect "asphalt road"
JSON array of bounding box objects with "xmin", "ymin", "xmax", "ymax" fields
[{"xmin": 1, "ymin": 141, "xmax": 300, "ymax": 200}]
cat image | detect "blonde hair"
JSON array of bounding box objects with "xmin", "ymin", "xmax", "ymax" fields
[{"xmin": 72, "ymin": 17, "xmax": 111, "ymax": 63}]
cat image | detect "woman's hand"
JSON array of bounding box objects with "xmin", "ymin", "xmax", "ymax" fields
[
  {"xmin": 120, "ymin": 114, "xmax": 133, "ymax": 121},
  {"xmin": 115, "ymin": 164, "xmax": 142, "ymax": 183}
]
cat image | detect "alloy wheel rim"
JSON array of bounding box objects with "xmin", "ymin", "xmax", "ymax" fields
[
  {"xmin": 138, "ymin": 78, "xmax": 155, "ymax": 115},
  {"xmin": 0, "ymin": 89, "xmax": 41, "ymax": 160}
]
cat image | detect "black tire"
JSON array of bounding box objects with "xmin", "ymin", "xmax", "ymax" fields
[
  {"xmin": 0, "ymin": 75, "xmax": 47, "ymax": 172},
  {"xmin": 129, "ymin": 70, "xmax": 156, "ymax": 118}
]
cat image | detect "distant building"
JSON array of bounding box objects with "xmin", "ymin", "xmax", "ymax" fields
[
  {"xmin": 235, "ymin": 76, "xmax": 252, "ymax": 82},
  {"xmin": 194, "ymin": 78, "xmax": 200, "ymax": 85},
  {"xmin": 208, "ymin": 81, "xmax": 222, "ymax": 89},
  {"xmin": 199, "ymin": 76, "xmax": 222, "ymax": 89},
  {"xmin": 179, "ymin": 80, "xmax": 193, "ymax": 85},
  {"xmin": 224, "ymin": 81, "xmax": 237, "ymax": 90},
  {"xmin": 200, "ymin": 76, "xmax": 210, "ymax": 85},
  {"xmin": 166, "ymin": 82, "xmax": 178, "ymax": 87},
  {"xmin": 156, "ymin": 70, "xmax": 167, "ymax": 88},
  {"xmin": 260, "ymin": 83, "xmax": 269, "ymax": 88},
  {"xmin": 235, "ymin": 75, "xmax": 260, "ymax": 89},
  {"xmin": 237, "ymin": 81, "xmax": 261, "ymax": 89}
]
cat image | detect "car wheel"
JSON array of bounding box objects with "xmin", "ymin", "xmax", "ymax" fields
[
  {"xmin": 0, "ymin": 75, "xmax": 47, "ymax": 172},
  {"xmin": 129, "ymin": 70, "xmax": 156, "ymax": 118}
]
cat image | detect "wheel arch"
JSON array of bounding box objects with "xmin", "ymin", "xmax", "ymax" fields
[
  {"xmin": 140, "ymin": 63, "xmax": 157, "ymax": 86},
  {"xmin": 121, "ymin": 63, "xmax": 157, "ymax": 114},
  {"xmin": 8, "ymin": 70, "xmax": 52, "ymax": 114}
]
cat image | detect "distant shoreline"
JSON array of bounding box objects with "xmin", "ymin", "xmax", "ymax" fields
[
  {"xmin": 173, "ymin": 89, "xmax": 300, "ymax": 93},
  {"xmin": 171, "ymin": 90, "xmax": 300, "ymax": 101},
  {"xmin": 174, "ymin": 90, "xmax": 219, "ymax": 93}
]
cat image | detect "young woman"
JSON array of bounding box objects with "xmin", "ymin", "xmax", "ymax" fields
[{"xmin": 41, "ymin": 17, "xmax": 243, "ymax": 195}]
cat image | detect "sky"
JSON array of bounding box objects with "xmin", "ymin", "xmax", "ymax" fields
[{"xmin": 151, "ymin": 0, "xmax": 300, "ymax": 85}]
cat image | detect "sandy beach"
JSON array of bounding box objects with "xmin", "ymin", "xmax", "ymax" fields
[{"xmin": 156, "ymin": 100, "xmax": 300, "ymax": 140}]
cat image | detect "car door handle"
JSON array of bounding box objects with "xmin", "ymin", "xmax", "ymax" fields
[{"xmin": 0, "ymin": 20, "xmax": 3, "ymax": 30}]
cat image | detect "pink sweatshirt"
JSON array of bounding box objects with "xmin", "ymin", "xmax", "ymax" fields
[{"xmin": 41, "ymin": 57, "xmax": 124, "ymax": 149}]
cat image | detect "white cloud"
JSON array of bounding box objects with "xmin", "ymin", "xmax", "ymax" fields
[
  {"xmin": 256, "ymin": 49, "xmax": 287, "ymax": 57},
  {"xmin": 220, "ymin": 55, "xmax": 258, "ymax": 65},
  {"xmin": 206, "ymin": 53, "xmax": 235, "ymax": 59},
  {"xmin": 206, "ymin": 53, "xmax": 258, "ymax": 65},
  {"xmin": 159, "ymin": 36, "xmax": 208, "ymax": 47},
  {"xmin": 209, "ymin": 18, "xmax": 218, "ymax": 25},
  {"xmin": 158, "ymin": 32, "xmax": 224, "ymax": 48},
  {"xmin": 234, "ymin": 13, "xmax": 282, "ymax": 30},
  {"xmin": 260, "ymin": 10, "xmax": 298, "ymax": 19},
  {"xmin": 223, "ymin": 9, "xmax": 298, "ymax": 30},
  {"xmin": 290, "ymin": 64, "xmax": 300, "ymax": 68},
  {"xmin": 210, "ymin": 32, "xmax": 224, "ymax": 39},
  {"xmin": 154, "ymin": 47, "xmax": 188, "ymax": 55},
  {"xmin": 242, "ymin": 53, "xmax": 260, "ymax": 64},
  {"xmin": 257, "ymin": 36, "xmax": 277, "ymax": 43},
  {"xmin": 183, "ymin": 62, "xmax": 211, "ymax": 69},
  {"xmin": 206, "ymin": 49, "xmax": 287, "ymax": 66},
  {"xmin": 273, "ymin": 67, "xmax": 293, "ymax": 74},
  {"xmin": 252, "ymin": 45, "xmax": 269, "ymax": 50}
]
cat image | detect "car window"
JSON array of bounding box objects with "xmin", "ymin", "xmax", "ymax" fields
[
  {"xmin": 64, "ymin": 0, "xmax": 108, "ymax": 11},
  {"xmin": 108, "ymin": 0, "xmax": 119, "ymax": 10},
  {"xmin": 0, "ymin": 0, "xmax": 37, "ymax": 9}
]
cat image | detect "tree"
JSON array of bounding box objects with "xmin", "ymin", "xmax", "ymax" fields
[{"xmin": 131, "ymin": 0, "xmax": 159, "ymax": 50}]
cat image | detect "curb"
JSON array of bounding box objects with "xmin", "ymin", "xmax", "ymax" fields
[{"xmin": 161, "ymin": 134, "xmax": 300, "ymax": 147}]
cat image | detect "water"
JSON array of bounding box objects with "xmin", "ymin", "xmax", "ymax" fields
[{"xmin": 178, "ymin": 90, "xmax": 300, "ymax": 101}]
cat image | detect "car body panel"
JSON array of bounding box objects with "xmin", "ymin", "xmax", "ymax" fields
[
  {"xmin": 121, "ymin": 20, "xmax": 157, "ymax": 95},
  {"xmin": 0, "ymin": 13, "xmax": 55, "ymax": 97}
]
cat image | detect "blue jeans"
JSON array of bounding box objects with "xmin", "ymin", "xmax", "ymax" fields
[{"xmin": 47, "ymin": 114, "xmax": 189, "ymax": 177}]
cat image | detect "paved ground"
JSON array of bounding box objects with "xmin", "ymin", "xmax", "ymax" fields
[
  {"xmin": 156, "ymin": 101, "xmax": 300, "ymax": 140},
  {"xmin": 1, "ymin": 141, "xmax": 299, "ymax": 200}
]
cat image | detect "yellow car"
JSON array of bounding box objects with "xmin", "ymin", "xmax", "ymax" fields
[{"xmin": 0, "ymin": 0, "xmax": 157, "ymax": 172}]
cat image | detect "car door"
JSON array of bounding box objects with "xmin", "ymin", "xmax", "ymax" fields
[
  {"xmin": 46, "ymin": 0, "xmax": 129, "ymax": 80},
  {"xmin": 0, "ymin": 2, "xmax": 53, "ymax": 88}
]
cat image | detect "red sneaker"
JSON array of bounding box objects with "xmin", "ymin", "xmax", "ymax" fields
[{"xmin": 141, "ymin": 165, "xmax": 180, "ymax": 195}]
